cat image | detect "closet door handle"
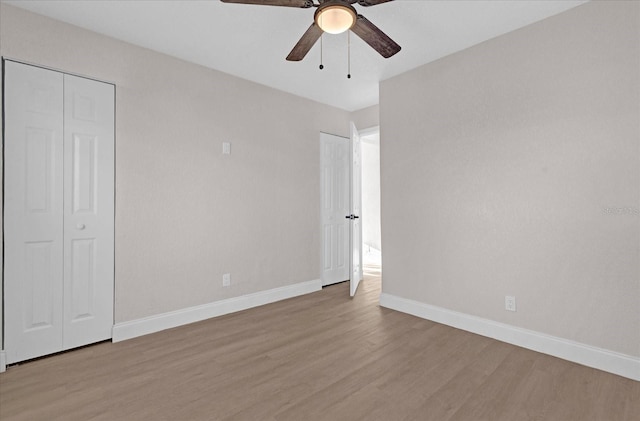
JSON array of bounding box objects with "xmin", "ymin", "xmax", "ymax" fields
[{"xmin": 76, "ymin": 223, "xmax": 86, "ymax": 230}]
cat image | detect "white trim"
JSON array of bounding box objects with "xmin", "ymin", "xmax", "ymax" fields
[
  {"xmin": 379, "ymin": 293, "xmax": 640, "ymax": 382},
  {"xmin": 358, "ymin": 126, "xmax": 380, "ymax": 138},
  {"xmin": 0, "ymin": 351, "xmax": 6, "ymax": 373},
  {"xmin": 112, "ymin": 279, "xmax": 322, "ymax": 342},
  {"xmin": 2, "ymin": 57, "xmax": 117, "ymax": 86}
]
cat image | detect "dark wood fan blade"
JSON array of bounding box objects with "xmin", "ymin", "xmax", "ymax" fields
[
  {"xmin": 357, "ymin": 0, "xmax": 393, "ymax": 6},
  {"xmin": 286, "ymin": 22, "xmax": 323, "ymax": 61},
  {"xmin": 221, "ymin": 0, "xmax": 313, "ymax": 8},
  {"xmin": 351, "ymin": 14, "xmax": 401, "ymax": 58}
]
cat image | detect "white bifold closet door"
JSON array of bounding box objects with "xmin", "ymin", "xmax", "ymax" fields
[{"xmin": 4, "ymin": 60, "xmax": 115, "ymax": 364}]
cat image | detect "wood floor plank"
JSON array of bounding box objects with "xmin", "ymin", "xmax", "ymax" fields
[
  {"xmin": 407, "ymin": 341, "xmax": 514, "ymax": 420},
  {"xmin": 1, "ymin": 263, "xmax": 638, "ymax": 421}
]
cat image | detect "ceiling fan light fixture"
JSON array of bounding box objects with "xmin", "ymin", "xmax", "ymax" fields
[{"xmin": 315, "ymin": 4, "xmax": 357, "ymax": 34}]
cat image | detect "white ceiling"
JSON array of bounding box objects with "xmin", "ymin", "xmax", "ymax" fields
[{"xmin": 3, "ymin": 0, "xmax": 587, "ymax": 111}]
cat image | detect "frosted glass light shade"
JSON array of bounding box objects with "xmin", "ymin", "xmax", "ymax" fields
[{"xmin": 315, "ymin": 5, "xmax": 356, "ymax": 34}]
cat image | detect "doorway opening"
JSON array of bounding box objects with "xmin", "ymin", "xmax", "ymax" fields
[
  {"xmin": 319, "ymin": 125, "xmax": 380, "ymax": 297},
  {"xmin": 359, "ymin": 127, "xmax": 381, "ymax": 278}
]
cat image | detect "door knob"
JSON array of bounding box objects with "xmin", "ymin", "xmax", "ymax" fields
[{"xmin": 76, "ymin": 223, "xmax": 86, "ymax": 230}]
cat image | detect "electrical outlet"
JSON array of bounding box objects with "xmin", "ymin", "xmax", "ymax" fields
[
  {"xmin": 222, "ymin": 142, "xmax": 231, "ymax": 155},
  {"xmin": 222, "ymin": 273, "xmax": 231, "ymax": 287},
  {"xmin": 505, "ymin": 295, "xmax": 516, "ymax": 312}
]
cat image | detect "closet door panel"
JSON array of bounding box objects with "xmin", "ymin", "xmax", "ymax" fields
[
  {"xmin": 4, "ymin": 62, "xmax": 115, "ymax": 362},
  {"xmin": 4, "ymin": 61, "xmax": 65, "ymax": 364},
  {"xmin": 62, "ymin": 74, "xmax": 115, "ymax": 349}
]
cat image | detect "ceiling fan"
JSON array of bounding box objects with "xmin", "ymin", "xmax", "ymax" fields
[{"xmin": 220, "ymin": 0, "xmax": 401, "ymax": 61}]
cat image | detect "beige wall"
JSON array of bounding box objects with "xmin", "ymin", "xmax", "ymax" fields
[
  {"xmin": 380, "ymin": 1, "xmax": 639, "ymax": 357},
  {"xmin": 0, "ymin": 2, "xmax": 352, "ymax": 337},
  {"xmin": 351, "ymin": 104, "xmax": 379, "ymax": 131}
]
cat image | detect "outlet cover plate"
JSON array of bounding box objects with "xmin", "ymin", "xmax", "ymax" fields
[{"xmin": 505, "ymin": 295, "xmax": 516, "ymax": 312}]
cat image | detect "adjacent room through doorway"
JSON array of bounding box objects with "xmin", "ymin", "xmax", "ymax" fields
[{"xmin": 360, "ymin": 127, "xmax": 381, "ymax": 272}]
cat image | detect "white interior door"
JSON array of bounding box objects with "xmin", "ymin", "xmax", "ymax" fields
[
  {"xmin": 349, "ymin": 122, "xmax": 363, "ymax": 297},
  {"xmin": 4, "ymin": 61, "xmax": 65, "ymax": 363},
  {"xmin": 320, "ymin": 133, "xmax": 350, "ymax": 286},
  {"xmin": 62, "ymin": 73, "xmax": 115, "ymax": 349},
  {"xmin": 4, "ymin": 61, "xmax": 114, "ymax": 364}
]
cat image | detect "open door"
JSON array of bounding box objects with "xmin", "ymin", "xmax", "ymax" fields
[
  {"xmin": 320, "ymin": 132, "xmax": 350, "ymax": 286},
  {"xmin": 349, "ymin": 122, "xmax": 363, "ymax": 297}
]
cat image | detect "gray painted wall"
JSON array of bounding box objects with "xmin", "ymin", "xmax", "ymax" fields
[
  {"xmin": 380, "ymin": 1, "xmax": 639, "ymax": 357},
  {"xmin": 351, "ymin": 105, "xmax": 379, "ymax": 132},
  {"xmin": 0, "ymin": 3, "xmax": 351, "ymax": 341},
  {"xmin": 380, "ymin": 2, "xmax": 640, "ymax": 356}
]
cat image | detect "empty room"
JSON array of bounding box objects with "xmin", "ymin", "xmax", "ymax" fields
[{"xmin": 0, "ymin": 1, "xmax": 638, "ymax": 420}]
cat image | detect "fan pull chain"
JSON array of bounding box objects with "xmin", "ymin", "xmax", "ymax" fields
[
  {"xmin": 347, "ymin": 31, "xmax": 351, "ymax": 79},
  {"xmin": 319, "ymin": 33, "xmax": 324, "ymax": 70}
]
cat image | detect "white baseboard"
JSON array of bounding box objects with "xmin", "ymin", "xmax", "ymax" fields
[
  {"xmin": 112, "ymin": 279, "xmax": 322, "ymax": 342},
  {"xmin": 0, "ymin": 350, "xmax": 6, "ymax": 373},
  {"xmin": 379, "ymin": 293, "xmax": 640, "ymax": 382}
]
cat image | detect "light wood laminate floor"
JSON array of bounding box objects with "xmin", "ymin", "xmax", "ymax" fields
[{"xmin": 1, "ymin": 263, "xmax": 638, "ymax": 420}]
